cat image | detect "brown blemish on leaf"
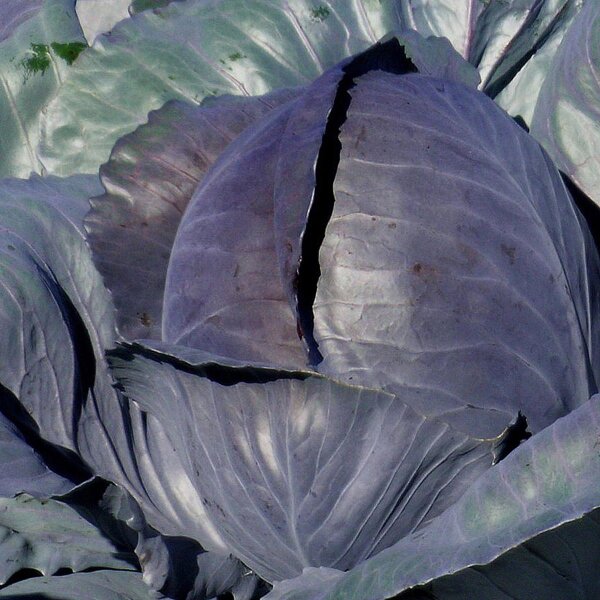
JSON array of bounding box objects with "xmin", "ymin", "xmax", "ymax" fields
[
  {"xmin": 139, "ymin": 312, "xmax": 152, "ymax": 327},
  {"xmin": 410, "ymin": 262, "xmax": 438, "ymax": 278},
  {"xmin": 501, "ymin": 243, "xmax": 516, "ymax": 264},
  {"xmin": 457, "ymin": 242, "xmax": 479, "ymax": 267},
  {"xmin": 354, "ymin": 124, "xmax": 367, "ymax": 149}
]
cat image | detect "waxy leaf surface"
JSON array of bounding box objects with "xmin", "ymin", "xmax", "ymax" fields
[
  {"xmin": 0, "ymin": 494, "xmax": 136, "ymax": 585},
  {"xmin": 0, "ymin": 0, "xmax": 86, "ymax": 178},
  {"xmin": 101, "ymin": 483, "xmax": 257, "ymax": 599},
  {"xmin": 400, "ymin": 0, "xmax": 583, "ymax": 98},
  {"xmin": 88, "ymin": 89, "xmax": 297, "ymax": 341},
  {"xmin": 0, "ymin": 571, "xmax": 157, "ymax": 599},
  {"xmin": 530, "ymin": 1, "xmax": 600, "ymax": 208},
  {"xmin": 398, "ymin": 509, "xmax": 600, "ymax": 599},
  {"xmin": 0, "ymin": 174, "xmax": 113, "ymax": 452},
  {"xmin": 0, "ymin": 0, "xmax": 43, "ymax": 44},
  {"xmin": 38, "ymin": 0, "xmax": 404, "ymax": 176},
  {"xmin": 108, "ymin": 341, "xmax": 509, "ymax": 583},
  {"xmin": 311, "ymin": 70, "xmax": 600, "ymax": 438},
  {"xmin": 76, "ymin": 0, "xmax": 131, "ymax": 43},
  {"xmin": 164, "ymin": 98, "xmax": 306, "ymax": 367},
  {"xmin": 0, "ymin": 411, "xmax": 73, "ymax": 498},
  {"xmin": 266, "ymin": 394, "xmax": 600, "ymax": 600}
]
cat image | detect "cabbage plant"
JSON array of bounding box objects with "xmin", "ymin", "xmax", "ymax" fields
[{"xmin": 1, "ymin": 1, "xmax": 600, "ymax": 599}]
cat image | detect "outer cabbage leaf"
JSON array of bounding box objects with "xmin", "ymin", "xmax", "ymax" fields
[
  {"xmin": 0, "ymin": 173, "xmax": 101, "ymax": 234},
  {"xmin": 0, "ymin": 494, "xmax": 136, "ymax": 586},
  {"xmin": 76, "ymin": 380, "xmax": 231, "ymax": 556},
  {"xmin": 0, "ymin": 177, "xmax": 210, "ymax": 557},
  {"xmin": 399, "ymin": 0, "xmax": 486, "ymax": 60},
  {"xmin": 0, "ymin": 1, "xmax": 43, "ymax": 44},
  {"xmin": 0, "ymin": 174, "xmax": 113, "ymax": 452},
  {"xmin": 470, "ymin": 0, "xmax": 582, "ymax": 97},
  {"xmin": 38, "ymin": 0, "xmax": 405, "ymax": 176},
  {"xmin": 530, "ymin": 1, "xmax": 600, "ymax": 208},
  {"xmin": 2, "ymin": 349, "xmax": 242, "ymax": 590},
  {"xmin": 108, "ymin": 341, "xmax": 514, "ymax": 583},
  {"xmin": 76, "ymin": 0, "xmax": 131, "ymax": 44},
  {"xmin": 265, "ymin": 393, "xmax": 600, "ymax": 600},
  {"xmin": 0, "ymin": 410, "xmax": 73, "ymax": 498},
  {"xmin": 87, "ymin": 88, "xmax": 298, "ymax": 341},
  {"xmin": 400, "ymin": 0, "xmax": 583, "ymax": 99},
  {"xmin": 129, "ymin": 0, "xmax": 184, "ymax": 13},
  {"xmin": 308, "ymin": 70, "xmax": 600, "ymax": 438},
  {"xmin": 0, "ymin": 0, "xmax": 86, "ymax": 178},
  {"xmin": 138, "ymin": 531, "xmax": 262, "ymax": 599},
  {"xmin": 101, "ymin": 483, "xmax": 261, "ymax": 599},
  {"xmin": 397, "ymin": 510, "xmax": 600, "ymax": 599},
  {"xmin": 494, "ymin": 2, "xmax": 580, "ymax": 126},
  {"xmin": 0, "ymin": 571, "xmax": 158, "ymax": 599}
]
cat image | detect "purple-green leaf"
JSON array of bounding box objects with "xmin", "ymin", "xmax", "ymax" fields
[
  {"xmin": 266, "ymin": 393, "xmax": 600, "ymax": 600},
  {"xmin": 530, "ymin": 1, "xmax": 600, "ymax": 208},
  {"xmin": 87, "ymin": 89, "xmax": 298, "ymax": 341}
]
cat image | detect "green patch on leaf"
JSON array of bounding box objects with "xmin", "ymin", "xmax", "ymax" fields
[
  {"xmin": 20, "ymin": 41, "xmax": 87, "ymax": 81},
  {"xmin": 50, "ymin": 42, "xmax": 87, "ymax": 65},
  {"xmin": 130, "ymin": 0, "xmax": 171, "ymax": 11},
  {"xmin": 21, "ymin": 43, "xmax": 51, "ymax": 79},
  {"xmin": 228, "ymin": 51, "xmax": 247, "ymax": 61},
  {"xmin": 310, "ymin": 5, "xmax": 330, "ymax": 21}
]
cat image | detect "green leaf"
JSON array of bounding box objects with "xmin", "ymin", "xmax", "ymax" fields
[
  {"xmin": 530, "ymin": 1, "xmax": 600, "ymax": 207},
  {"xmin": 0, "ymin": 174, "xmax": 114, "ymax": 453},
  {"xmin": 129, "ymin": 0, "xmax": 183, "ymax": 14},
  {"xmin": 398, "ymin": 510, "xmax": 600, "ymax": 599},
  {"xmin": 37, "ymin": 0, "xmax": 404, "ymax": 176},
  {"xmin": 75, "ymin": 0, "xmax": 131, "ymax": 44},
  {"xmin": 400, "ymin": 0, "xmax": 584, "ymax": 104},
  {"xmin": 0, "ymin": 0, "xmax": 86, "ymax": 178},
  {"xmin": 0, "ymin": 411, "xmax": 74, "ymax": 498},
  {"xmin": 0, "ymin": 494, "xmax": 136, "ymax": 585},
  {"xmin": 0, "ymin": 571, "xmax": 157, "ymax": 599}
]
